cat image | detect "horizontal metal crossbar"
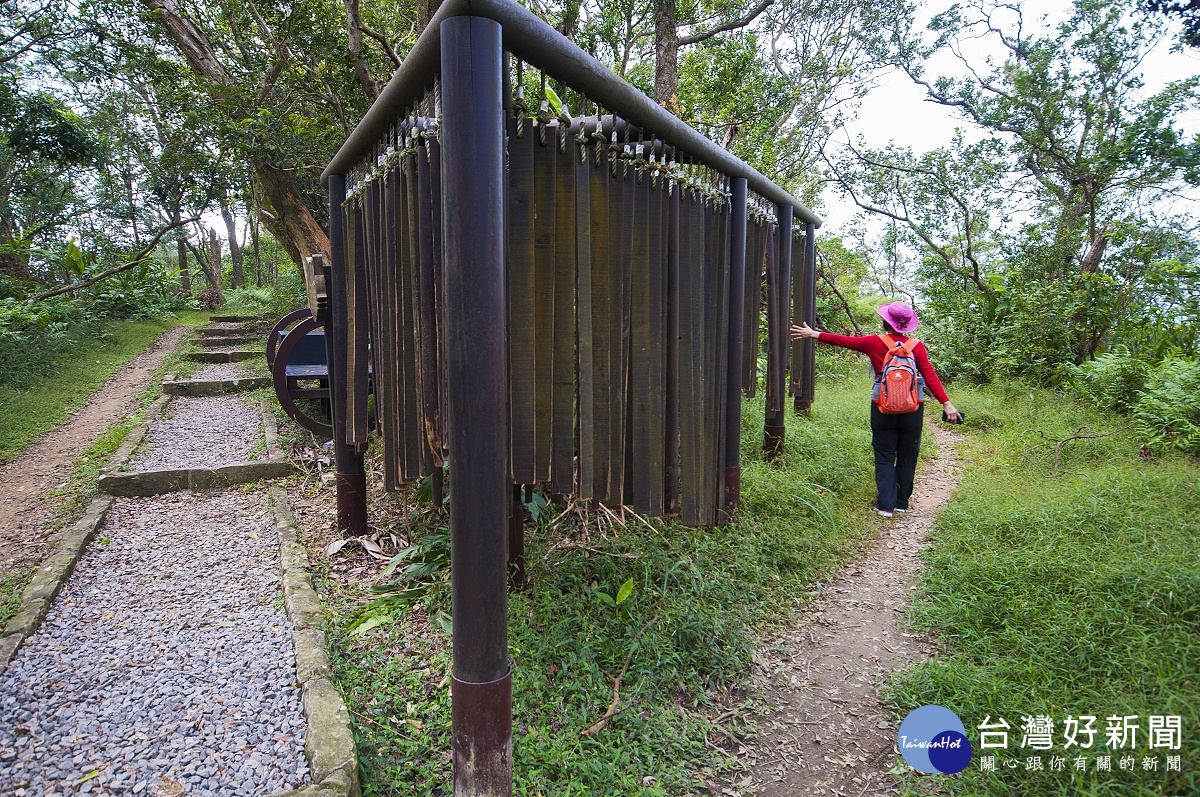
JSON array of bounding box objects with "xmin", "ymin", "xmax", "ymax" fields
[{"xmin": 321, "ymin": 0, "xmax": 822, "ymax": 227}]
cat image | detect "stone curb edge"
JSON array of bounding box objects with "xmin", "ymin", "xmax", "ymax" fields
[{"xmin": 267, "ymin": 485, "xmax": 361, "ymax": 797}]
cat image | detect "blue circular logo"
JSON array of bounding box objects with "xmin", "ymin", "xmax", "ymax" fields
[{"xmin": 897, "ymin": 705, "xmax": 973, "ymax": 774}]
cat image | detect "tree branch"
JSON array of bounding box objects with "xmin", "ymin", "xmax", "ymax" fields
[
  {"xmin": 26, "ymin": 216, "xmax": 200, "ymax": 304},
  {"xmin": 678, "ymin": 0, "xmax": 773, "ymax": 46}
]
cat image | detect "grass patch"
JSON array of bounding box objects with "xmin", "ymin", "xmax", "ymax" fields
[
  {"xmin": 0, "ymin": 311, "xmax": 207, "ymax": 463},
  {"xmin": 888, "ymin": 383, "xmax": 1200, "ymax": 796},
  {"xmin": 294, "ymin": 369, "xmax": 916, "ymax": 795},
  {"xmin": 0, "ymin": 568, "xmax": 32, "ymax": 627}
]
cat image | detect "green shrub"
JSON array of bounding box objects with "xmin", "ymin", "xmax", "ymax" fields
[
  {"xmin": 1071, "ymin": 347, "xmax": 1149, "ymax": 413},
  {"xmin": 1134, "ymin": 358, "xmax": 1200, "ymax": 456}
]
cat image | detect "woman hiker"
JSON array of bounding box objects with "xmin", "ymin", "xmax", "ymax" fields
[{"xmin": 791, "ymin": 301, "xmax": 962, "ymax": 518}]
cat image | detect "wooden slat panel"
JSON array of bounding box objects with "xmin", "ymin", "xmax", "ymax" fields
[
  {"xmin": 763, "ymin": 224, "xmax": 779, "ymax": 414},
  {"xmin": 508, "ymin": 116, "xmax": 537, "ymax": 483},
  {"xmin": 405, "ymin": 153, "xmax": 432, "ymax": 478},
  {"xmin": 532, "ymin": 127, "xmax": 556, "ymax": 482},
  {"xmin": 550, "ymin": 129, "xmax": 577, "ymax": 495},
  {"xmin": 698, "ymin": 193, "xmax": 719, "ymax": 527},
  {"xmin": 588, "ymin": 126, "xmax": 612, "ymax": 501},
  {"xmin": 426, "ymin": 136, "xmax": 448, "ymax": 464},
  {"xmin": 396, "ymin": 161, "xmax": 421, "ymax": 480},
  {"xmin": 645, "ymin": 163, "xmax": 666, "ymax": 517},
  {"xmin": 383, "ymin": 168, "xmax": 403, "ymax": 487},
  {"xmin": 789, "ymin": 232, "xmax": 804, "ymax": 399},
  {"xmin": 677, "ymin": 185, "xmax": 703, "ymax": 526},
  {"xmin": 629, "ymin": 160, "xmax": 651, "ymax": 514},
  {"xmin": 575, "ymin": 135, "xmax": 594, "ymax": 500},
  {"xmin": 663, "ymin": 177, "xmax": 680, "ymax": 515},
  {"xmin": 347, "ymin": 202, "xmax": 370, "ymax": 445},
  {"xmin": 607, "ymin": 142, "xmax": 632, "ymax": 506},
  {"xmin": 712, "ymin": 197, "xmax": 731, "ymax": 524},
  {"xmin": 742, "ymin": 219, "xmax": 763, "ymax": 398},
  {"xmin": 417, "ymin": 140, "xmax": 444, "ymax": 467}
]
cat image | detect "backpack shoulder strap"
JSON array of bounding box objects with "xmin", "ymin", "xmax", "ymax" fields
[{"xmin": 879, "ymin": 333, "xmax": 895, "ymax": 348}]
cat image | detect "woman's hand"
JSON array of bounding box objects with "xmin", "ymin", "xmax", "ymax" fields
[
  {"xmin": 790, "ymin": 323, "xmax": 820, "ymax": 341},
  {"xmin": 942, "ymin": 402, "xmax": 963, "ymax": 423}
]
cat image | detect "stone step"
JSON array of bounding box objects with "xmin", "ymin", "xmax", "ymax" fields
[
  {"xmin": 200, "ymin": 336, "xmax": 252, "ymax": 348},
  {"xmin": 163, "ymin": 376, "xmax": 271, "ymax": 396},
  {"xmin": 209, "ymin": 314, "xmax": 262, "ymax": 323},
  {"xmin": 186, "ymin": 350, "xmax": 261, "ymax": 364}
]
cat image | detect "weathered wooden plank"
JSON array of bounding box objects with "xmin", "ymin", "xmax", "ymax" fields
[
  {"xmin": 645, "ymin": 160, "xmax": 666, "ymax": 517},
  {"xmin": 532, "ymin": 124, "xmax": 556, "ymax": 482},
  {"xmin": 575, "ymin": 131, "xmax": 595, "ymax": 500},
  {"xmin": 396, "ymin": 161, "xmax": 421, "ymax": 480},
  {"xmin": 551, "ymin": 127, "xmax": 577, "ymax": 495},
  {"xmin": 742, "ymin": 218, "xmax": 764, "ymax": 398},
  {"xmin": 763, "ymin": 224, "xmax": 779, "ymax": 414},
  {"xmin": 629, "ymin": 156, "xmax": 651, "ymax": 514},
  {"xmin": 508, "ymin": 116, "xmax": 537, "ymax": 483},
  {"xmin": 664, "ymin": 175, "xmax": 680, "ymax": 515},
  {"xmin": 588, "ymin": 122, "xmax": 612, "ymax": 501},
  {"xmin": 417, "ymin": 139, "xmax": 445, "ymax": 467},
  {"xmin": 607, "ymin": 134, "xmax": 632, "ymax": 506}
]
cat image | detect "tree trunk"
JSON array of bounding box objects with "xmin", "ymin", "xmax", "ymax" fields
[
  {"xmin": 174, "ymin": 208, "xmax": 190, "ymax": 292},
  {"xmin": 655, "ymin": 0, "xmax": 679, "ymax": 107},
  {"xmin": 142, "ymin": 0, "xmax": 330, "ymax": 268},
  {"xmin": 255, "ymin": 162, "xmax": 331, "ymax": 267},
  {"xmin": 221, "ymin": 203, "xmax": 245, "ymax": 290},
  {"xmin": 343, "ymin": 0, "xmax": 379, "ymax": 100},
  {"xmin": 206, "ymin": 227, "xmax": 226, "ymax": 305},
  {"xmin": 250, "ymin": 198, "xmax": 263, "ymax": 287},
  {"xmin": 418, "ymin": 0, "xmax": 444, "ymax": 32}
]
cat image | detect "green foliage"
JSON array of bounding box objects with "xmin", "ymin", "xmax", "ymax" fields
[
  {"xmin": 1133, "ymin": 358, "xmax": 1200, "ymax": 457},
  {"xmin": 888, "ymin": 385, "xmax": 1199, "ymax": 796},
  {"xmin": 1070, "ymin": 348, "xmax": 1150, "ymax": 414}
]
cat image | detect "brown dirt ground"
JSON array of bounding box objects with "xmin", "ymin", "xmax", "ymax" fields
[
  {"xmin": 0, "ymin": 326, "xmax": 189, "ymax": 580},
  {"xmin": 731, "ymin": 422, "xmax": 965, "ymax": 797}
]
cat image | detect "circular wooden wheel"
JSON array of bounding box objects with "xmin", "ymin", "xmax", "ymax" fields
[
  {"xmin": 272, "ymin": 315, "xmax": 334, "ymax": 439},
  {"xmin": 266, "ymin": 307, "xmax": 313, "ymax": 369}
]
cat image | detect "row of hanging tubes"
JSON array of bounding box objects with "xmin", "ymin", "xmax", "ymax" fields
[
  {"xmin": 505, "ymin": 58, "xmax": 733, "ymax": 205},
  {"xmin": 344, "ymin": 79, "xmax": 442, "ymax": 205},
  {"xmin": 343, "ymin": 61, "xmax": 753, "ymax": 208}
]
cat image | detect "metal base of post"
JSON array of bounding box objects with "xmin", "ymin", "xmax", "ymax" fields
[
  {"xmin": 763, "ymin": 425, "xmax": 785, "ymax": 461},
  {"xmin": 335, "ymin": 472, "xmax": 368, "ymax": 535},
  {"xmin": 452, "ymin": 669, "xmax": 513, "ymax": 795},
  {"xmin": 794, "ymin": 398, "xmax": 812, "ymax": 417}
]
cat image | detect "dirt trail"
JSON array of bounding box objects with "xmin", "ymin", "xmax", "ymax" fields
[
  {"xmin": 0, "ymin": 326, "xmax": 189, "ymax": 580},
  {"xmin": 736, "ymin": 423, "xmax": 964, "ymax": 797}
]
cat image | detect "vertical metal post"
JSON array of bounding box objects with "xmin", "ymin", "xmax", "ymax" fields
[
  {"xmin": 328, "ymin": 174, "xmax": 369, "ymax": 534},
  {"xmin": 441, "ymin": 16, "xmax": 512, "ymax": 797},
  {"xmin": 795, "ymin": 222, "xmax": 817, "ymax": 415},
  {"xmin": 764, "ymin": 203, "xmax": 793, "ymax": 460},
  {"xmin": 724, "ymin": 178, "xmax": 747, "ymax": 514}
]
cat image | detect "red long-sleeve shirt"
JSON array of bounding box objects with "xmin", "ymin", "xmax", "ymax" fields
[{"xmin": 816, "ymin": 332, "xmax": 950, "ymax": 405}]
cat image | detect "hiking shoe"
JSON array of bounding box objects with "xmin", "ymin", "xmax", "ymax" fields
[
  {"xmin": 873, "ymin": 504, "xmax": 893, "ymax": 518},
  {"xmin": 894, "ymin": 507, "xmax": 907, "ymax": 513}
]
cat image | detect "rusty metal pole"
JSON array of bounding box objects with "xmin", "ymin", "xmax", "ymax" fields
[
  {"xmin": 764, "ymin": 203, "xmax": 793, "ymax": 460},
  {"xmin": 441, "ymin": 16, "xmax": 512, "ymax": 796},
  {"xmin": 795, "ymin": 222, "xmax": 817, "ymax": 416},
  {"xmin": 327, "ymin": 174, "xmax": 369, "ymax": 535},
  {"xmin": 724, "ymin": 178, "xmax": 747, "ymax": 515}
]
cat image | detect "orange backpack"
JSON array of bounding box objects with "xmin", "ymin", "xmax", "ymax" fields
[{"xmin": 873, "ymin": 335, "xmax": 924, "ymax": 414}]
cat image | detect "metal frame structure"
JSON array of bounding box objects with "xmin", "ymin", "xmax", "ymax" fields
[{"xmin": 319, "ymin": 2, "xmax": 820, "ymax": 791}]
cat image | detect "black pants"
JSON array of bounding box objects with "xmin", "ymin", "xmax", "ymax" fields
[{"xmin": 869, "ymin": 403, "xmax": 924, "ymax": 512}]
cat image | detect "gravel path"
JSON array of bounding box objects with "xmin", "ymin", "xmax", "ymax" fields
[
  {"xmin": 131, "ymin": 396, "xmax": 264, "ymax": 471},
  {"xmin": 0, "ymin": 492, "xmax": 309, "ymax": 796},
  {"xmin": 187, "ymin": 364, "xmax": 260, "ymax": 380}
]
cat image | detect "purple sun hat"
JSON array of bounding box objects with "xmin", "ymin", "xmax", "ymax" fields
[{"xmin": 876, "ymin": 301, "xmax": 919, "ymax": 334}]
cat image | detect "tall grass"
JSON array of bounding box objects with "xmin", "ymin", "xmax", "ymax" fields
[
  {"xmin": 316, "ymin": 368, "xmax": 899, "ymax": 795},
  {"xmin": 889, "ymin": 384, "xmax": 1200, "ymax": 796}
]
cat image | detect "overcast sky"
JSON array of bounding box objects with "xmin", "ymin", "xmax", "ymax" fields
[{"xmin": 818, "ymin": 1, "xmax": 1200, "ymax": 234}]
